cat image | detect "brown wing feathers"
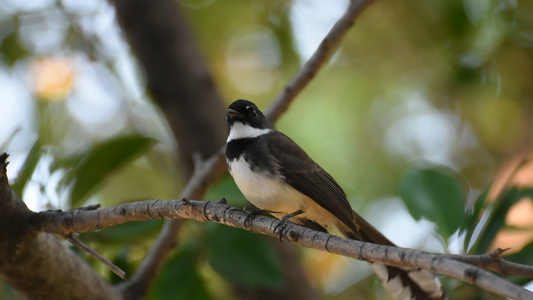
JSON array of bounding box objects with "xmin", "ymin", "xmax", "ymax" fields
[{"xmin": 267, "ymin": 131, "xmax": 445, "ymax": 300}]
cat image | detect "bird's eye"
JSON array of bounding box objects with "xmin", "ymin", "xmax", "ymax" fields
[{"xmin": 250, "ymin": 110, "xmax": 258, "ymax": 117}]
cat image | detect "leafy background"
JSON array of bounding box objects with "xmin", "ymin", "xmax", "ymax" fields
[{"xmin": 1, "ymin": 0, "xmax": 533, "ymax": 299}]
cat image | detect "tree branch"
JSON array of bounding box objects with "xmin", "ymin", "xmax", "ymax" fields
[
  {"xmin": 0, "ymin": 154, "xmax": 122, "ymax": 300},
  {"xmin": 264, "ymin": 0, "xmax": 376, "ymax": 122},
  {"xmin": 446, "ymin": 248, "xmax": 533, "ymax": 278},
  {"xmin": 32, "ymin": 198, "xmax": 533, "ymax": 300}
]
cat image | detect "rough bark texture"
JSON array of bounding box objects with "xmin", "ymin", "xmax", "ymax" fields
[
  {"xmin": 32, "ymin": 196, "xmax": 533, "ymax": 300},
  {"xmin": 0, "ymin": 154, "xmax": 122, "ymax": 300}
]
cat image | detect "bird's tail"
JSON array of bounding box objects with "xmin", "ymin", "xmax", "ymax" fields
[{"xmin": 337, "ymin": 211, "xmax": 446, "ymax": 300}]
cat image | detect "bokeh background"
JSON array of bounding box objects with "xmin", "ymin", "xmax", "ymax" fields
[{"xmin": 1, "ymin": 0, "xmax": 533, "ymax": 299}]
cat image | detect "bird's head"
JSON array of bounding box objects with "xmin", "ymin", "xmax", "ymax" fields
[{"xmin": 226, "ymin": 99, "xmax": 270, "ymax": 130}]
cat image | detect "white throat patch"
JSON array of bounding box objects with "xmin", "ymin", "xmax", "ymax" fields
[{"xmin": 227, "ymin": 122, "xmax": 271, "ymax": 142}]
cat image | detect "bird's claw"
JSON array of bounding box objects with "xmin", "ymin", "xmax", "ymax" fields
[
  {"xmin": 274, "ymin": 210, "xmax": 303, "ymax": 242},
  {"xmin": 274, "ymin": 215, "xmax": 292, "ymax": 242},
  {"xmin": 243, "ymin": 206, "xmax": 266, "ymax": 228}
]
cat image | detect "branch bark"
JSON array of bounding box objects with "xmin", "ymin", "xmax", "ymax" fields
[
  {"xmin": 31, "ymin": 197, "xmax": 533, "ymax": 300},
  {"xmin": 0, "ymin": 154, "xmax": 123, "ymax": 300},
  {"xmin": 446, "ymin": 249, "xmax": 533, "ymax": 278}
]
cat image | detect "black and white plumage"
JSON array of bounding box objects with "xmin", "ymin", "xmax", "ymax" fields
[{"xmin": 225, "ymin": 99, "xmax": 445, "ymax": 300}]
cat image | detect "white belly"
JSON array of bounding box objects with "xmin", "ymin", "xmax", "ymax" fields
[{"xmin": 228, "ymin": 156, "xmax": 338, "ymax": 228}]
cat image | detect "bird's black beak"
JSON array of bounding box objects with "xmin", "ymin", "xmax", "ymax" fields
[{"xmin": 227, "ymin": 109, "xmax": 241, "ymax": 120}]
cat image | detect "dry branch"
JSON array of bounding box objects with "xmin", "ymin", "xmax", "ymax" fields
[
  {"xmin": 32, "ymin": 198, "xmax": 533, "ymax": 300},
  {"xmin": 446, "ymin": 249, "xmax": 533, "ymax": 278}
]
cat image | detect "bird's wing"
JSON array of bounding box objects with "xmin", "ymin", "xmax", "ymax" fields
[
  {"xmin": 266, "ymin": 132, "xmax": 445, "ymax": 299},
  {"xmin": 266, "ymin": 131, "xmax": 357, "ymax": 232}
]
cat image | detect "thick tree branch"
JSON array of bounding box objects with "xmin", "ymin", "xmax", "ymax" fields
[
  {"xmin": 0, "ymin": 154, "xmax": 122, "ymax": 300},
  {"xmin": 265, "ymin": 0, "xmax": 376, "ymax": 122},
  {"xmin": 32, "ymin": 198, "xmax": 533, "ymax": 300}
]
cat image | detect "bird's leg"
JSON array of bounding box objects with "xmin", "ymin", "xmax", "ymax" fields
[
  {"xmin": 275, "ymin": 210, "xmax": 304, "ymax": 241},
  {"xmin": 243, "ymin": 206, "xmax": 276, "ymax": 229}
]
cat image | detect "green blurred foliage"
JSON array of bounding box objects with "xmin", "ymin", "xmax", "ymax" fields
[
  {"xmin": 1, "ymin": 0, "xmax": 533, "ymax": 299},
  {"xmin": 67, "ymin": 134, "xmax": 157, "ymax": 207},
  {"xmin": 148, "ymin": 241, "xmax": 212, "ymax": 300},
  {"xmin": 205, "ymin": 223, "xmax": 285, "ymax": 290},
  {"xmin": 398, "ymin": 166, "xmax": 467, "ymax": 240}
]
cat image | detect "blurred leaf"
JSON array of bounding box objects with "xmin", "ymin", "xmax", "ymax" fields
[
  {"xmin": 398, "ymin": 166, "xmax": 467, "ymax": 239},
  {"xmin": 463, "ymin": 187, "xmax": 488, "ymax": 252},
  {"xmin": 11, "ymin": 140, "xmax": 41, "ymax": 197},
  {"xmin": 109, "ymin": 246, "xmax": 134, "ymax": 284},
  {"xmin": 50, "ymin": 152, "xmax": 84, "ymax": 172},
  {"xmin": 471, "ymin": 188, "xmax": 533, "ymax": 254},
  {"xmin": 83, "ymin": 219, "xmax": 163, "ymax": 244},
  {"xmin": 445, "ymin": 0, "xmax": 469, "ymax": 37},
  {"xmin": 206, "ymin": 223, "xmax": 284, "ymax": 290},
  {"xmin": 0, "ymin": 32, "xmax": 29, "ymax": 66},
  {"xmin": 69, "ymin": 134, "xmax": 157, "ymax": 207},
  {"xmin": 147, "ymin": 241, "xmax": 211, "ymax": 300}
]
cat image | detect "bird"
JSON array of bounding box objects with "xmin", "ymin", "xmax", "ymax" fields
[{"xmin": 225, "ymin": 99, "xmax": 445, "ymax": 300}]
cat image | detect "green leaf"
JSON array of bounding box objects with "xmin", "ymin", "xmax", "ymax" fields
[
  {"xmin": 0, "ymin": 32, "xmax": 30, "ymax": 66},
  {"xmin": 50, "ymin": 152, "xmax": 85, "ymax": 173},
  {"xmin": 109, "ymin": 247, "xmax": 134, "ymax": 284},
  {"xmin": 471, "ymin": 188, "xmax": 533, "ymax": 253},
  {"xmin": 69, "ymin": 134, "xmax": 157, "ymax": 207},
  {"xmin": 398, "ymin": 166, "xmax": 467, "ymax": 239},
  {"xmin": 206, "ymin": 223, "xmax": 284, "ymax": 290},
  {"xmin": 147, "ymin": 241, "xmax": 211, "ymax": 300},
  {"xmin": 11, "ymin": 140, "xmax": 41, "ymax": 197}
]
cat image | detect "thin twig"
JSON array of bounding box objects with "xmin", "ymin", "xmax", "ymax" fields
[
  {"xmin": 264, "ymin": 0, "xmax": 377, "ymax": 122},
  {"xmin": 66, "ymin": 235, "xmax": 126, "ymax": 280},
  {"xmin": 447, "ymin": 248, "xmax": 533, "ymax": 278},
  {"xmin": 34, "ymin": 199, "xmax": 533, "ymax": 300}
]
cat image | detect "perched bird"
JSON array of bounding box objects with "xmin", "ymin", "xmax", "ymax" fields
[{"xmin": 225, "ymin": 99, "xmax": 445, "ymax": 300}]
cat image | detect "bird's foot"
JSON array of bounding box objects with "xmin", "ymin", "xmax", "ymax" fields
[
  {"xmin": 243, "ymin": 206, "xmax": 269, "ymax": 228},
  {"xmin": 274, "ymin": 210, "xmax": 303, "ymax": 242}
]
